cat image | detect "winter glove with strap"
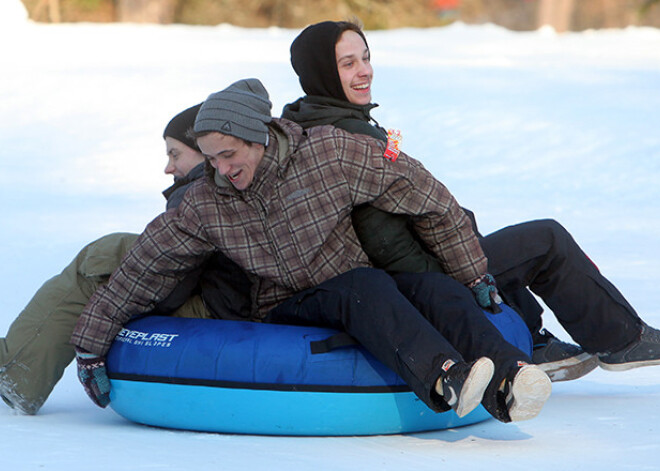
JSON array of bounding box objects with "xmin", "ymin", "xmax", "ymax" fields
[
  {"xmin": 75, "ymin": 347, "xmax": 111, "ymax": 408},
  {"xmin": 469, "ymin": 273, "xmax": 503, "ymax": 314}
]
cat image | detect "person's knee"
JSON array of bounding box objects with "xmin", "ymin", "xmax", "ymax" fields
[
  {"xmin": 338, "ymin": 268, "xmax": 407, "ymax": 312},
  {"xmin": 77, "ymin": 233, "xmax": 138, "ymax": 279},
  {"xmin": 535, "ymin": 219, "xmax": 567, "ymax": 237},
  {"xmin": 534, "ymin": 218, "xmax": 575, "ymax": 255},
  {"xmin": 346, "ymin": 267, "xmax": 394, "ymax": 293}
]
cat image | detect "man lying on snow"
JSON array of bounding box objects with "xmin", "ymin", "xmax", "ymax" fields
[{"xmin": 71, "ymin": 78, "xmax": 553, "ymax": 424}]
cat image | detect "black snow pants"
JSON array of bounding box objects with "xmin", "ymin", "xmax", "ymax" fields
[
  {"xmin": 264, "ymin": 268, "xmax": 529, "ymax": 418},
  {"xmin": 482, "ymin": 219, "xmax": 642, "ymax": 353}
]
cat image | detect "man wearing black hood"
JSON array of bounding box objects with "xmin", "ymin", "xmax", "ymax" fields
[{"xmin": 281, "ymin": 20, "xmax": 660, "ymax": 382}]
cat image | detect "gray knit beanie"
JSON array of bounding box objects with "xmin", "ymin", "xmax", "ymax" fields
[{"xmin": 194, "ymin": 78, "xmax": 273, "ymax": 146}]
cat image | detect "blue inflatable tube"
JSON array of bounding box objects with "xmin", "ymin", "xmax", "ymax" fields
[{"xmin": 106, "ymin": 304, "xmax": 532, "ymax": 436}]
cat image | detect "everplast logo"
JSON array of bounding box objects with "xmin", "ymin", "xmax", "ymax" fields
[{"xmin": 116, "ymin": 328, "xmax": 179, "ymax": 348}]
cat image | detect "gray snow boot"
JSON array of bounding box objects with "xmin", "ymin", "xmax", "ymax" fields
[
  {"xmin": 532, "ymin": 331, "xmax": 597, "ymax": 382},
  {"xmin": 598, "ymin": 324, "xmax": 660, "ymax": 371}
]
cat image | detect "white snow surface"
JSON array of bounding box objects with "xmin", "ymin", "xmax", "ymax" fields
[
  {"xmin": 1, "ymin": 1, "xmax": 660, "ymax": 468},
  {"xmin": 0, "ymin": 0, "xmax": 28, "ymax": 26}
]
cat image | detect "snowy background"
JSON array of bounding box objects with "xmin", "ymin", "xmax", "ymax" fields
[{"xmin": 1, "ymin": 0, "xmax": 660, "ymax": 469}]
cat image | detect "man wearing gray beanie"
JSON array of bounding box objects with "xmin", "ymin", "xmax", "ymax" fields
[
  {"xmin": 194, "ymin": 78, "xmax": 272, "ymax": 146},
  {"xmin": 73, "ymin": 77, "xmax": 551, "ymax": 424}
]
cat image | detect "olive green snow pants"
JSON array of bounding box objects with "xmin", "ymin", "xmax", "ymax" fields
[{"xmin": 0, "ymin": 232, "xmax": 209, "ymax": 414}]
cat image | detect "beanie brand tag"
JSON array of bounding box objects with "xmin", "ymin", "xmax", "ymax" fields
[
  {"xmin": 384, "ymin": 129, "xmax": 402, "ymax": 162},
  {"xmin": 221, "ymin": 121, "xmax": 232, "ymax": 133}
]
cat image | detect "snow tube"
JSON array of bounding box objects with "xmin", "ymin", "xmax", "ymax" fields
[{"xmin": 106, "ymin": 304, "xmax": 531, "ymax": 436}]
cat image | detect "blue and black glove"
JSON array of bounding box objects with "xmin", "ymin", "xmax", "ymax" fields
[
  {"xmin": 75, "ymin": 347, "xmax": 111, "ymax": 408},
  {"xmin": 469, "ymin": 273, "xmax": 503, "ymax": 314}
]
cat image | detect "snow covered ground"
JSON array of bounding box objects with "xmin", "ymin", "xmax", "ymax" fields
[{"xmin": 1, "ymin": 1, "xmax": 660, "ymax": 469}]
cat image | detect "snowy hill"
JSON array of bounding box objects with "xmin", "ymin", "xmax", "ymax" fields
[{"xmin": 1, "ymin": 2, "xmax": 660, "ymax": 469}]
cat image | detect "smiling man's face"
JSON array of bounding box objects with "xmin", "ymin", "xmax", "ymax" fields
[
  {"xmin": 335, "ymin": 30, "xmax": 373, "ymax": 105},
  {"xmin": 197, "ymin": 132, "xmax": 265, "ymax": 191}
]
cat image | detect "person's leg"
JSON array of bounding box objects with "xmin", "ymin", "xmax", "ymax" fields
[
  {"xmin": 267, "ymin": 268, "xmax": 549, "ymax": 422},
  {"xmin": 480, "ymin": 220, "xmax": 595, "ymax": 381},
  {"xmin": 265, "ymin": 267, "xmax": 492, "ymax": 415},
  {"xmin": 392, "ymin": 271, "xmax": 551, "ymax": 422},
  {"xmin": 392, "ymin": 272, "xmax": 528, "ymax": 366},
  {"xmin": 0, "ymin": 233, "xmax": 138, "ymax": 414},
  {"xmin": 481, "ymin": 219, "xmax": 647, "ymax": 373},
  {"xmin": 483, "ymin": 219, "xmax": 641, "ymax": 351}
]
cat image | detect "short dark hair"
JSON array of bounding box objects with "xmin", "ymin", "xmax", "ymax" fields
[{"xmin": 336, "ymin": 18, "xmax": 365, "ymax": 40}]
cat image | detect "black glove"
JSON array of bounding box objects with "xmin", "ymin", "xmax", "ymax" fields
[
  {"xmin": 469, "ymin": 274, "xmax": 503, "ymax": 313},
  {"xmin": 75, "ymin": 347, "xmax": 111, "ymax": 408}
]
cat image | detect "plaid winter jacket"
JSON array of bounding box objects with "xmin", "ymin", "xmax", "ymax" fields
[{"xmin": 71, "ymin": 118, "xmax": 488, "ymax": 355}]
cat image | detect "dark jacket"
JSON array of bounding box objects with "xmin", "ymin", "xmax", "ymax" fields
[
  {"xmin": 162, "ymin": 163, "xmax": 207, "ymax": 211},
  {"xmin": 282, "ymin": 96, "xmax": 388, "ymax": 141}
]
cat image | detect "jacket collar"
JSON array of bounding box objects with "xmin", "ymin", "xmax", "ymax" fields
[
  {"xmin": 162, "ymin": 162, "xmax": 206, "ymax": 200},
  {"xmin": 281, "ymin": 95, "xmax": 379, "ymax": 128}
]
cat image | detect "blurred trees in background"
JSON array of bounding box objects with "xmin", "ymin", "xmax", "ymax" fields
[
  {"xmin": 21, "ymin": 0, "xmax": 660, "ymax": 31},
  {"xmin": 460, "ymin": 0, "xmax": 660, "ymax": 31}
]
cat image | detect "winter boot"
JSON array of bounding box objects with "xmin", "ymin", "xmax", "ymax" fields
[
  {"xmin": 500, "ymin": 363, "xmax": 552, "ymax": 422},
  {"xmin": 598, "ymin": 324, "xmax": 660, "ymax": 371},
  {"xmin": 436, "ymin": 357, "xmax": 494, "ymax": 418},
  {"xmin": 532, "ymin": 329, "xmax": 597, "ymax": 382}
]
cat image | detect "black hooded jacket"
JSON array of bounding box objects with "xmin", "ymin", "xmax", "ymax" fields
[{"xmin": 281, "ymin": 95, "xmax": 387, "ymax": 141}]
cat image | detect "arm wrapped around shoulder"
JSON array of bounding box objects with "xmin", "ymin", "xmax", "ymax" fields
[{"xmin": 469, "ymin": 274, "xmax": 503, "ymax": 313}]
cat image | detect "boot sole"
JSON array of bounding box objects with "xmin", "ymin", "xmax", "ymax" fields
[
  {"xmin": 508, "ymin": 366, "xmax": 552, "ymax": 422},
  {"xmin": 455, "ymin": 357, "xmax": 494, "ymax": 418},
  {"xmin": 598, "ymin": 357, "xmax": 660, "ymax": 372},
  {"xmin": 537, "ymin": 353, "xmax": 598, "ymax": 382}
]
